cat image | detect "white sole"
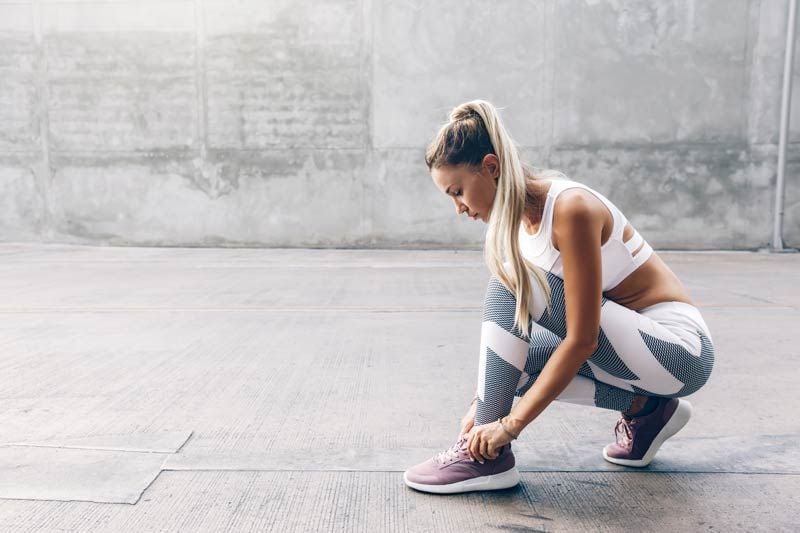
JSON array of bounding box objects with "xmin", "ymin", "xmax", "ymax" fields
[
  {"xmin": 603, "ymin": 399, "xmax": 693, "ymax": 468},
  {"xmin": 403, "ymin": 466, "xmax": 520, "ymax": 494}
]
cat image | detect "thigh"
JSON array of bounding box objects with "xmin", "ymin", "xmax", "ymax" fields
[
  {"xmin": 591, "ymin": 298, "xmax": 714, "ymax": 396},
  {"xmin": 524, "ymin": 269, "xmax": 713, "ymax": 397}
]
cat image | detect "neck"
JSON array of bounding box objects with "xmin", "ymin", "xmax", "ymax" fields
[{"xmin": 522, "ymin": 176, "xmax": 547, "ymax": 233}]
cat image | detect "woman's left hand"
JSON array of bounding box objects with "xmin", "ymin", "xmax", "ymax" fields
[{"xmin": 465, "ymin": 419, "xmax": 514, "ymax": 463}]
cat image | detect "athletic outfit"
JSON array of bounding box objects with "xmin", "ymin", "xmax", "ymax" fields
[
  {"xmin": 404, "ymin": 179, "xmax": 715, "ymax": 494},
  {"xmin": 474, "ymin": 179, "xmax": 714, "ymax": 424}
]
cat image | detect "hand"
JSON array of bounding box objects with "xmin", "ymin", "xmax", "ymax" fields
[
  {"xmin": 465, "ymin": 419, "xmax": 514, "ymax": 463},
  {"xmin": 459, "ymin": 399, "xmax": 477, "ymax": 436}
]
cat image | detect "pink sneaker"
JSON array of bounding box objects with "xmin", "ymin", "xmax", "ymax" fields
[
  {"xmin": 403, "ymin": 434, "xmax": 520, "ymax": 494},
  {"xmin": 603, "ymin": 398, "xmax": 693, "ymax": 467}
]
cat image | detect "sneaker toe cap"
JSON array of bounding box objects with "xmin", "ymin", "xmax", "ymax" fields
[
  {"xmin": 403, "ymin": 459, "xmax": 443, "ymax": 484},
  {"xmin": 603, "ymin": 443, "xmax": 632, "ymax": 460}
]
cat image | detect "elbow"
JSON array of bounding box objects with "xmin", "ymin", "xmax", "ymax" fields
[
  {"xmin": 566, "ymin": 337, "xmax": 598, "ymax": 357},
  {"xmin": 581, "ymin": 340, "xmax": 599, "ymax": 356}
]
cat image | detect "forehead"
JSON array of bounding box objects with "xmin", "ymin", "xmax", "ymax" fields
[{"xmin": 431, "ymin": 164, "xmax": 470, "ymax": 189}]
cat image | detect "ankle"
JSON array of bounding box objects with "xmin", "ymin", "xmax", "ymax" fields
[{"xmin": 624, "ymin": 395, "xmax": 660, "ymax": 417}]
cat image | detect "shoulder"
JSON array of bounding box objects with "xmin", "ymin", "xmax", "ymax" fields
[
  {"xmin": 550, "ymin": 185, "xmax": 609, "ymax": 250},
  {"xmin": 552, "ymin": 186, "xmax": 607, "ymax": 226}
]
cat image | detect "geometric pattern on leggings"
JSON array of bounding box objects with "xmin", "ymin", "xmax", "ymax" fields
[
  {"xmin": 525, "ymin": 331, "xmax": 559, "ymax": 375},
  {"xmin": 501, "ymin": 273, "xmax": 641, "ymax": 412},
  {"xmin": 534, "ymin": 271, "xmax": 568, "ymax": 338},
  {"xmin": 474, "ymin": 271, "xmax": 713, "ymax": 424},
  {"xmin": 515, "ymin": 348, "xmax": 635, "ymax": 412},
  {"xmin": 482, "ymin": 276, "xmax": 528, "ymax": 340},
  {"xmin": 526, "ymin": 328, "xmax": 603, "ymax": 386},
  {"xmin": 592, "ymin": 380, "xmax": 637, "ymax": 411},
  {"xmin": 590, "ymin": 326, "xmax": 640, "ymax": 381},
  {"xmin": 475, "ymin": 347, "xmax": 522, "ymax": 425},
  {"xmin": 537, "ymin": 273, "xmax": 638, "ymax": 381},
  {"xmin": 639, "ymin": 330, "xmax": 715, "ymax": 396}
]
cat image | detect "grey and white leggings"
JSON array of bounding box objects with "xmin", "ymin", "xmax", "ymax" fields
[{"xmin": 474, "ymin": 270, "xmax": 715, "ymax": 426}]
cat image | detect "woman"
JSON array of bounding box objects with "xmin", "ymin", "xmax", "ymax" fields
[{"xmin": 403, "ymin": 100, "xmax": 714, "ymax": 494}]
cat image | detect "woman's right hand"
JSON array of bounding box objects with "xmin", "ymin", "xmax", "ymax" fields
[{"xmin": 459, "ymin": 398, "xmax": 477, "ymax": 436}]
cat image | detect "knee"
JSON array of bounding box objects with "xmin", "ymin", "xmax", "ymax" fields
[
  {"xmin": 499, "ymin": 260, "xmax": 556, "ymax": 321},
  {"xmin": 681, "ymin": 339, "xmax": 715, "ymax": 396},
  {"xmin": 681, "ymin": 354, "xmax": 715, "ymax": 397},
  {"xmin": 483, "ymin": 275, "xmax": 518, "ymax": 327}
]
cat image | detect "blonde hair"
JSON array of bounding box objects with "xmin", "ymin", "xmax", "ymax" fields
[{"xmin": 425, "ymin": 100, "xmax": 566, "ymax": 339}]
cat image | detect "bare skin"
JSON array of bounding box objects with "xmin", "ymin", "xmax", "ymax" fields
[{"xmin": 432, "ymin": 154, "xmax": 695, "ymax": 461}]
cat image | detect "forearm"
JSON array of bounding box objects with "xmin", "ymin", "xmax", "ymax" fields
[{"xmin": 503, "ymin": 340, "xmax": 593, "ymax": 436}]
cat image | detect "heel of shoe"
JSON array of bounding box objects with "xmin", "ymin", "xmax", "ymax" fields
[
  {"xmin": 485, "ymin": 466, "xmax": 520, "ymax": 490},
  {"xmin": 641, "ymin": 399, "xmax": 692, "ymax": 463},
  {"xmin": 603, "ymin": 399, "xmax": 692, "ymax": 468},
  {"xmin": 660, "ymin": 399, "xmax": 692, "ymax": 441}
]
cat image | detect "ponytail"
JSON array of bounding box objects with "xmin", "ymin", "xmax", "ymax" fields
[{"xmin": 426, "ymin": 100, "xmax": 556, "ymax": 339}]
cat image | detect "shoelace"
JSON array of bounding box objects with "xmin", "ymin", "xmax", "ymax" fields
[
  {"xmin": 436, "ymin": 436, "xmax": 468, "ymax": 463},
  {"xmin": 614, "ymin": 417, "xmax": 634, "ymax": 446}
]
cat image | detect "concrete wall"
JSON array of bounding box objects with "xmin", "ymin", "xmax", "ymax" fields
[{"xmin": 0, "ymin": 0, "xmax": 796, "ymax": 249}]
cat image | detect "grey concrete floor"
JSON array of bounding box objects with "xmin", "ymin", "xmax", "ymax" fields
[{"xmin": 0, "ymin": 244, "xmax": 798, "ymax": 532}]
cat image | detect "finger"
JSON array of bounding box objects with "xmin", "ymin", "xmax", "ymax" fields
[
  {"xmin": 470, "ymin": 433, "xmax": 481, "ymax": 462},
  {"xmin": 487, "ymin": 431, "xmax": 498, "ymax": 459},
  {"xmin": 468, "ymin": 433, "xmax": 476, "ymax": 461},
  {"xmin": 487, "ymin": 444, "xmax": 498, "ymax": 460},
  {"xmin": 480, "ymin": 438, "xmax": 489, "ymax": 462}
]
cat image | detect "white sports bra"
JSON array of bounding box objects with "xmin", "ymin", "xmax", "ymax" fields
[{"xmin": 518, "ymin": 179, "xmax": 654, "ymax": 292}]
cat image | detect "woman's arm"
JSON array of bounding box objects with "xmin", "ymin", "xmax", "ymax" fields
[{"xmin": 503, "ymin": 189, "xmax": 607, "ymax": 436}]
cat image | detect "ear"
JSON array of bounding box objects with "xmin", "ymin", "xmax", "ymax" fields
[{"xmin": 482, "ymin": 154, "xmax": 500, "ymax": 178}]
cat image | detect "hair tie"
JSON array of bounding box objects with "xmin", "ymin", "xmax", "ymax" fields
[{"xmin": 452, "ymin": 108, "xmax": 480, "ymax": 123}]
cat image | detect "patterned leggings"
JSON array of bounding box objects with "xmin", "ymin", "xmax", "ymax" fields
[{"xmin": 474, "ymin": 270, "xmax": 715, "ymax": 426}]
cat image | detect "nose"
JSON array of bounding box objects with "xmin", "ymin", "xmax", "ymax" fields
[{"xmin": 453, "ymin": 198, "xmax": 467, "ymax": 215}]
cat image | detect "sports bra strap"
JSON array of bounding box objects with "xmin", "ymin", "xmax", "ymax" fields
[{"xmin": 623, "ymin": 230, "xmax": 644, "ymax": 253}]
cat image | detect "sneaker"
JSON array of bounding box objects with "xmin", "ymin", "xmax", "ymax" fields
[
  {"xmin": 603, "ymin": 397, "xmax": 692, "ymax": 467},
  {"xmin": 403, "ymin": 434, "xmax": 520, "ymax": 494}
]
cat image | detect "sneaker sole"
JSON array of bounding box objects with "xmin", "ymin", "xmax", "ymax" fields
[
  {"xmin": 402, "ymin": 466, "xmax": 520, "ymax": 494},
  {"xmin": 602, "ymin": 399, "xmax": 693, "ymax": 468}
]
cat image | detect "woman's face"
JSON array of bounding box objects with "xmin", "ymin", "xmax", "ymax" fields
[{"xmin": 431, "ymin": 155, "xmax": 499, "ymax": 223}]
